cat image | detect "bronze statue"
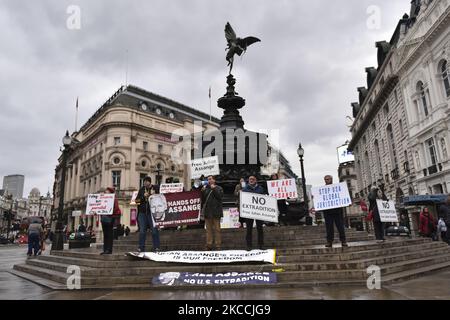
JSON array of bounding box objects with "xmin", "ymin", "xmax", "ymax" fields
[{"xmin": 225, "ymin": 22, "xmax": 261, "ymax": 74}]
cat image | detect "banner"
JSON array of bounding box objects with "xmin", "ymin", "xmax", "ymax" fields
[
  {"xmin": 190, "ymin": 156, "xmax": 220, "ymax": 179},
  {"xmin": 128, "ymin": 249, "xmax": 276, "ymax": 264},
  {"xmin": 376, "ymin": 200, "xmax": 399, "ymax": 222},
  {"xmin": 130, "ymin": 191, "xmax": 138, "ymax": 205},
  {"xmin": 152, "ymin": 272, "xmax": 277, "ymax": 286},
  {"xmin": 220, "ymin": 208, "xmax": 241, "ymax": 229},
  {"xmin": 85, "ymin": 194, "xmax": 115, "ymax": 215},
  {"xmin": 266, "ymin": 178, "xmax": 298, "ymax": 199},
  {"xmin": 72, "ymin": 210, "xmax": 82, "ymax": 217},
  {"xmin": 311, "ymin": 183, "xmax": 352, "ymax": 211},
  {"xmin": 160, "ymin": 183, "xmax": 184, "ymax": 194},
  {"xmin": 150, "ymin": 190, "xmax": 201, "ymax": 227},
  {"xmin": 239, "ymin": 192, "xmax": 279, "ymax": 223}
]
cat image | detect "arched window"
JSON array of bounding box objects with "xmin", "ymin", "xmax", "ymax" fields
[
  {"xmin": 440, "ymin": 60, "xmax": 450, "ymax": 98},
  {"xmin": 416, "ymin": 81, "xmax": 429, "ymax": 117},
  {"xmin": 386, "ymin": 124, "xmax": 398, "ymax": 169}
]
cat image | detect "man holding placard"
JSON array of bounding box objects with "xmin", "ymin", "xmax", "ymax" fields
[{"xmin": 312, "ymin": 175, "xmax": 349, "ymax": 248}]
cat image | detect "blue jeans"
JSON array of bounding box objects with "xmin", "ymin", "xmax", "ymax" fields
[
  {"xmin": 28, "ymin": 233, "xmax": 40, "ymax": 255},
  {"xmin": 138, "ymin": 212, "xmax": 160, "ymax": 251}
]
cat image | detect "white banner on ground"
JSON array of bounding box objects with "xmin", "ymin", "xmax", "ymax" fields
[
  {"xmin": 311, "ymin": 182, "xmax": 352, "ymax": 211},
  {"xmin": 221, "ymin": 208, "xmax": 241, "ymax": 229},
  {"xmin": 376, "ymin": 200, "xmax": 399, "ymax": 222},
  {"xmin": 190, "ymin": 156, "xmax": 220, "ymax": 179},
  {"xmin": 160, "ymin": 183, "xmax": 184, "ymax": 194},
  {"xmin": 239, "ymin": 192, "xmax": 279, "ymax": 223},
  {"xmin": 86, "ymin": 194, "xmax": 115, "ymax": 215},
  {"xmin": 266, "ymin": 178, "xmax": 298, "ymax": 200},
  {"xmin": 127, "ymin": 250, "xmax": 276, "ymax": 264}
]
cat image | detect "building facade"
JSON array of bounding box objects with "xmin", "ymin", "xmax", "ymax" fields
[
  {"xmin": 348, "ymin": 0, "xmax": 450, "ymax": 232},
  {"xmin": 2, "ymin": 175, "xmax": 25, "ymax": 200},
  {"xmin": 27, "ymin": 188, "xmax": 52, "ymax": 219}
]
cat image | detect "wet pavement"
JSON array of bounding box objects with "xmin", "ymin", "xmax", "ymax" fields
[{"xmin": 1, "ymin": 245, "xmax": 450, "ymax": 300}]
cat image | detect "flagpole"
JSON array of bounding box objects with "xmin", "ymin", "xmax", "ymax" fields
[{"xmin": 75, "ymin": 97, "xmax": 79, "ymax": 132}]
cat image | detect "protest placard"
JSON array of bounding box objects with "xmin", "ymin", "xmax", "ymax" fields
[
  {"xmin": 190, "ymin": 156, "xmax": 220, "ymax": 179},
  {"xmin": 266, "ymin": 178, "xmax": 298, "ymax": 199},
  {"xmin": 159, "ymin": 183, "xmax": 184, "ymax": 194},
  {"xmin": 311, "ymin": 182, "xmax": 352, "ymax": 211},
  {"xmin": 220, "ymin": 208, "xmax": 241, "ymax": 229},
  {"xmin": 85, "ymin": 193, "xmax": 115, "ymax": 215},
  {"xmin": 152, "ymin": 272, "xmax": 277, "ymax": 286},
  {"xmin": 376, "ymin": 199, "xmax": 399, "ymax": 222},
  {"xmin": 239, "ymin": 192, "xmax": 278, "ymax": 223},
  {"xmin": 152, "ymin": 190, "xmax": 202, "ymax": 227}
]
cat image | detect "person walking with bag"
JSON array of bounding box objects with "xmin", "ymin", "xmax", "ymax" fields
[
  {"xmin": 201, "ymin": 175, "xmax": 224, "ymax": 251},
  {"xmin": 100, "ymin": 187, "xmax": 122, "ymax": 254}
]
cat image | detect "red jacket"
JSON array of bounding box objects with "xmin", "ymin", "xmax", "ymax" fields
[
  {"xmin": 106, "ymin": 187, "xmax": 122, "ymax": 218},
  {"xmin": 419, "ymin": 212, "xmax": 435, "ymax": 236}
]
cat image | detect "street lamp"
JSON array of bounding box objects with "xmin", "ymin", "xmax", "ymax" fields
[
  {"xmin": 297, "ymin": 143, "xmax": 309, "ymax": 217},
  {"xmin": 51, "ymin": 130, "xmax": 72, "ymax": 251}
]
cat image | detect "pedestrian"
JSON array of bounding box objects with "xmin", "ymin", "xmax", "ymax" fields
[
  {"xmin": 437, "ymin": 217, "xmax": 448, "ymax": 244},
  {"xmin": 321, "ymin": 175, "xmax": 348, "ymax": 248},
  {"xmin": 77, "ymin": 220, "xmax": 86, "ymax": 233},
  {"xmin": 125, "ymin": 226, "xmax": 130, "ymax": 237},
  {"xmin": 419, "ymin": 207, "xmax": 436, "ymax": 238},
  {"xmin": 439, "ymin": 196, "xmax": 450, "ymax": 245},
  {"xmin": 27, "ymin": 218, "xmax": 43, "ymax": 256},
  {"xmin": 135, "ymin": 176, "xmax": 160, "ymax": 252},
  {"xmin": 100, "ymin": 187, "xmax": 122, "ymax": 254},
  {"xmin": 234, "ymin": 177, "xmax": 246, "ymax": 228},
  {"xmin": 201, "ymin": 175, "xmax": 224, "ymax": 251},
  {"xmin": 368, "ymin": 187, "xmax": 386, "ymax": 243},
  {"xmin": 242, "ymin": 175, "xmax": 266, "ymax": 250},
  {"xmin": 399, "ymin": 211, "xmax": 411, "ymax": 231}
]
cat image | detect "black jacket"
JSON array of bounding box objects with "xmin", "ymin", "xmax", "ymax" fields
[
  {"xmin": 136, "ymin": 185, "xmax": 158, "ymax": 214},
  {"xmin": 440, "ymin": 204, "xmax": 450, "ymax": 226},
  {"xmin": 201, "ymin": 185, "xmax": 224, "ymax": 219}
]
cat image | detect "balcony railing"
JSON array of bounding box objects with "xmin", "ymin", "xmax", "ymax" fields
[
  {"xmin": 428, "ymin": 164, "xmax": 438, "ymax": 175},
  {"xmin": 390, "ymin": 167, "xmax": 399, "ymax": 180},
  {"xmin": 422, "ymin": 163, "xmax": 443, "ymax": 176}
]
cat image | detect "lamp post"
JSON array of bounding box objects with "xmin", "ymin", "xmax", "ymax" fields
[
  {"xmin": 297, "ymin": 143, "xmax": 309, "ymax": 216},
  {"xmin": 51, "ymin": 130, "xmax": 72, "ymax": 251}
]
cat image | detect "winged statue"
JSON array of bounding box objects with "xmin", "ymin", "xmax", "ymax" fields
[{"xmin": 225, "ymin": 22, "xmax": 261, "ymax": 74}]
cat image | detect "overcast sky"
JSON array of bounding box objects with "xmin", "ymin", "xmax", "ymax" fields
[{"xmin": 0, "ymin": 0, "xmax": 410, "ymax": 197}]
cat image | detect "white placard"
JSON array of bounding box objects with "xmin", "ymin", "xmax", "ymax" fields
[
  {"xmin": 85, "ymin": 194, "xmax": 115, "ymax": 215},
  {"xmin": 266, "ymin": 178, "xmax": 298, "ymax": 200},
  {"xmin": 239, "ymin": 192, "xmax": 279, "ymax": 223},
  {"xmin": 376, "ymin": 200, "xmax": 399, "ymax": 222},
  {"xmin": 72, "ymin": 210, "xmax": 82, "ymax": 217},
  {"xmin": 221, "ymin": 208, "xmax": 241, "ymax": 229},
  {"xmin": 128, "ymin": 249, "xmax": 276, "ymax": 264},
  {"xmin": 311, "ymin": 182, "xmax": 352, "ymax": 211},
  {"xmin": 190, "ymin": 156, "xmax": 220, "ymax": 179},
  {"xmin": 159, "ymin": 183, "xmax": 184, "ymax": 194},
  {"xmin": 130, "ymin": 191, "xmax": 138, "ymax": 205}
]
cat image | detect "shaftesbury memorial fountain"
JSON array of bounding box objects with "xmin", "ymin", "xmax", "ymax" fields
[{"xmin": 199, "ymin": 22, "xmax": 272, "ymax": 205}]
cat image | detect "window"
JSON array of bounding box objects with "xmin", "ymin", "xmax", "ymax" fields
[
  {"xmin": 383, "ymin": 103, "xmax": 389, "ymax": 116},
  {"xmin": 426, "ymin": 138, "xmax": 437, "ymax": 166},
  {"xmin": 441, "ymin": 60, "xmax": 450, "ymax": 98},
  {"xmin": 141, "ymin": 160, "xmax": 146, "ymax": 167},
  {"xmin": 374, "ymin": 140, "xmax": 382, "ymax": 175},
  {"xmin": 394, "ymin": 89, "xmax": 398, "ymax": 103},
  {"xmin": 158, "ymin": 144, "xmax": 163, "ymax": 153},
  {"xmin": 113, "ymin": 157, "xmax": 120, "ymax": 165},
  {"xmin": 143, "ymin": 141, "xmax": 148, "ymax": 151},
  {"xmin": 387, "ymin": 124, "xmax": 398, "ymax": 168},
  {"xmin": 112, "ymin": 171, "xmax": 121, "ymax": 189},
  {"xmin": 417, "ymin": 82, "xmax": 429, "ymax": 117},
  {"xmin": 399, "ymin": 119, "xmax": 404, "ymax": 137},
  {"xmin": 114, "ymin": 137, "xmax": 121, "ymax": 145},
  {"xmin": 371, "ymin": 121, "xmax": 376, "ymax": 132},
  {"xmin": 345, "ymin": 169, "xmax": 350, "ymax": 176},
  {"xmin": 139, "ymin": 173, "xmax": 147, "ymax": 188}
]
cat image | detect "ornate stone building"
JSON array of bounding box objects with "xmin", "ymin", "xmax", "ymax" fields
[{"xmin": 27, "ymin": 188, "xmax": 52, "ymax": 219}]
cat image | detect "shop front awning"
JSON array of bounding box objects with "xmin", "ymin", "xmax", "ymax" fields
[{"xmin": 401, "ymin": 194, "xmax": 448, "ymax": 206}]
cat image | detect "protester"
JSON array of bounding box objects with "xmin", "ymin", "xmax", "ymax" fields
[
  {"xmin": 135, "ymin": 176, "xmax": 160, "ymax": 252},
  {"xmin": 439, "ymin": 196, "xmax": 450, "ymax": 245},
  {"xmin": 438, "ymin": 217, "xmax": 448, "ymax": 244},
  {"xmin": 322, "ymin": 175, "xmax": 348, "ymax": 248},
  {"xmin": 234, "ymin": 178, "xmax": 246, "ymax": 228},
  {"xmin": 368, "ymin": 187, "xmax": 386, "ymax": 243},
  {"xmin": 27, "ymin": 218, "xmax": 43, "ymax": 257},
  {"xmin": 201, "ymin": 175, "xmax": 224, "ymax": 251},
  {"xmin": 100, "ymin": 187, "xmax": 122, "ymax": 254},
  {"xmin": 242, "ymin": 175, "xmax": 266, "ymax": 250},
  {"xmin": 419, "ymin": 207, "xmax": 436, "ymax": 238}
]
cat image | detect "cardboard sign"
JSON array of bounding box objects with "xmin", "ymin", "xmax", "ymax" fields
[
  {"xmin": 129, "ymin": 191, "xmax": 138, "ymax": 205},
  {"xmin": 85, "ymin": 194, "xmax": 115, "ymax": 215},
  {"xmin": 152, "ymin": 190, "xmax": 202, "ymax": 227},
  {"xmin": 190, "ymin": 156, "xmax": 220, "ymax": 179},
  {"xmin": 220, "ymin": 208, "xmax": 241, "ymax": 229},
  {"xmin": 159, "ymin": 183, "xmax": 184, "ymax": 194},
  {"xmin": 267, "ymin": 178, "xmax": 298, "ymax": 199},
  {"xmin": 152, "ymin": 272, "xmax": 277, "ymax": 286},
  {"xmin": 128, "ymin": 249, "xmax": 276, "ymax": 264},
  {"xmin": 311, "ymin": 183, "xmax": 352, "ymax": 211},
  {"xmin": 376, "ymin": 200, "xmax": 399, "ymax": 222},
  {"xmin": 239, "ymin": 192, "xmax": 279, "ymax": 223}
]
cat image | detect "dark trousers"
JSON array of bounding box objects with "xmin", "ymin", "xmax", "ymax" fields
[
  {"xmin": 27, "ymin": 233, "xmax": 40, "ymax": 255},
  {"xmin": 245, "ymin": 219, "xmax": 264, "ymax": 247},
  {"xmin": 323, "ymin": 211, "xmax": 346, "ymax": 243},
  {"xmin": 138, "ymin": 213, "xmax": 160, "ymax": 251},
  {"xmin": 373, "ymin": 221, "xmax": 385, "ymax": 240},
  {"xmin": 101, "ymin": 217, "xmax": 115, "ymax": 253},
  {"xmin": 441, "ymin": 231, "xmax": 449, "ymax": 244}
]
